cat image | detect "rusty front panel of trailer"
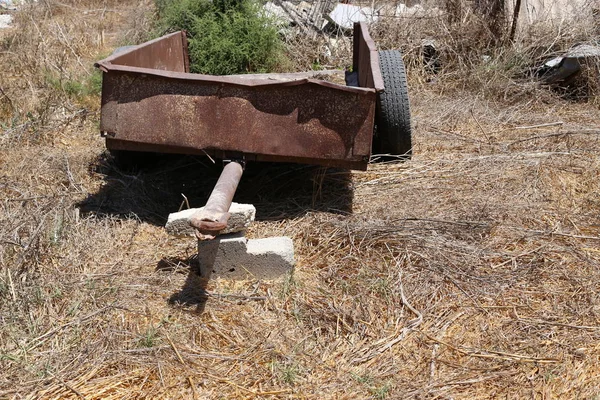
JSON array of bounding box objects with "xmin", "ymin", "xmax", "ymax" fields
[
  {"xmin": 97, "ymin": 31, "xmax": 190, "ymax": 135},
  {"xmin": 98, "ymin": 31, "xmax": 189, "ymax": 73},
  {"xmin": 100, "ymin": 71, "xmax": 376, "ymax": 169},
  {"xmin": 353, "ymin": 21, "xmax": 384, "ymax": 92}
]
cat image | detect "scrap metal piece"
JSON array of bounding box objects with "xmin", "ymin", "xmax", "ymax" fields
[
  {"xmin": 541, "ymin": 44, "xmax": 600, "ymax": 85},
  {"xmin": 190, "ymin": 161, "xmax": 244, "ymax": 240}
]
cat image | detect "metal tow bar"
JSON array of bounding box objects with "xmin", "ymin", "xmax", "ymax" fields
[{"xmin": 190, "ymin": 161, "xmax": 244, "ymax": 241}]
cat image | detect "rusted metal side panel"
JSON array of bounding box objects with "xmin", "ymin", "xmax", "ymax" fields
[
  {"xmin": 97, "ymin": 31, "xmax": 188, "ymax": 73},
  {"xmin": 353, "ymin": 22, "xmax": 384, "ymax": 92},
  {"xmin": 101, "ymin": 71, "xmax": 375, "ymax": 170}
]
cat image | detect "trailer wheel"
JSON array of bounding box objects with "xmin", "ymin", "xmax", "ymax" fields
[{"xmin": 374, "ymin": 50, "xmax": 412, "ymax": 158}]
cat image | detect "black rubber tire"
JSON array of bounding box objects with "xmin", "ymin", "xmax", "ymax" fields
[{"xmin": 374, "ymin": 50, "xmax": 412, "ymax": 158}]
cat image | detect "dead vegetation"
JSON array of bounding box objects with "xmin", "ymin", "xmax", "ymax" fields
[{"xmin": 2, "ymin": 0, "xmax": 600, "ymax": 398}]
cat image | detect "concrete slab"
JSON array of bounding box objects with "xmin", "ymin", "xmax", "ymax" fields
[
  {"xmin": 198, "ymin": 233, "xmax": 294, "ymax": 279},
  {"xmin": 166, "ymin": 202, "xmax": 256, "ymax": 237}
]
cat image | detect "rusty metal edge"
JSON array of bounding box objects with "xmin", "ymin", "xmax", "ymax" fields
[
  {"xmin": 352, "ymin": 22, "xmax": 360, "ymax": 76},
  {"xmin": 106, "ymin": 139, "xmax": 370, "ymax": 170},
  {"xmin": 95, "ymin": 62, "xmax": 376, "ymax": 94},
  {"xmin": 358, "ymin": 22, "xmax": 384, "ymax": 92},
  {"xmin": 228, "ymin": 70, "xmax": 344, "ymax": 80},
  {"xmin": 180, "ymin": 31, "xmax": 190, "ymax": 73}
]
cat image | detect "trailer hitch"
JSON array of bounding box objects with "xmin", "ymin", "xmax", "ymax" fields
[
  {"xmin": 166, "ymin": 159, "xmax": 294, "ymax": 280},
  {"xmin": 190, "ymin": 160, "xmax": 244, "ymax": 240}
]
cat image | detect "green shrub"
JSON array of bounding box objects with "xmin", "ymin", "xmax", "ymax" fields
[{"xmin": 155, "ymin": 0, "xmax": 285, "ymax": 75}]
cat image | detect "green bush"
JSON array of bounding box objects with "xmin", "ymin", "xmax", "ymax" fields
[{"xmin": 155, "ymin": 0, "xmax": 285, "ymax": 75}]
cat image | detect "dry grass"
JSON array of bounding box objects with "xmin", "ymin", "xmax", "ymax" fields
[{"xmin": 3, "ymin": 1, "xmax": 600, "ymax": 398}]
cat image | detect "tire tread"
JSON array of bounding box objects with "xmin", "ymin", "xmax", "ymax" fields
[{"xmin": 376, "ymin": 50, "xmax": 412, "ymax": 156}]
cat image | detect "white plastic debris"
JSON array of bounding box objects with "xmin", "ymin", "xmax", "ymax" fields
[
  {"xmin": 326, "ymin": 3, "xmax": 377, "ymax": 30},
  {"xmin": 0, "ymin": 14, "xmax": 13, "ymax": 29}
]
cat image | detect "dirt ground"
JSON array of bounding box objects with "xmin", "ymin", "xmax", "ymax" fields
[{"xmin": 2, "ymin": 1, "xmax": 600, "ymax": 399}]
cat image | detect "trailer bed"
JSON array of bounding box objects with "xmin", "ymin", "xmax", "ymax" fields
[{"xmin": 95, "ymin": 22, "xmax": 383, "ymax": 170}]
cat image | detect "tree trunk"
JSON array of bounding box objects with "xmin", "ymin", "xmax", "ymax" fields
[{"xmin": 509, "ymin": 0, "xmax": 523, "ymax": 42}]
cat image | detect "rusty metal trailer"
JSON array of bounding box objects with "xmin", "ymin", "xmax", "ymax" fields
[
  {"xmin": 95, "ymin": 22, "xmax": 411, "ymax": 239},
  {"xmin": 95, "ymin": 22, "xmax": 411, "ymax": 171}
]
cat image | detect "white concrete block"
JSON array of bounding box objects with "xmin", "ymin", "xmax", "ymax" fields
[
  {"xmin": 165, "ymin": 202, "xmax": 256, "ymax": 237},
  {"xmin": 198, "ymin": 233, "xmax": 294, "ymax": 279}
]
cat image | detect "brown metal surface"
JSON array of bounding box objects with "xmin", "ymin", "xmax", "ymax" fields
[
  {"xmin": 190, "ymin": 162, "xmax": 244, "ymax": 240},
  {"xmin": 96, "ymin": 31, "xmax": 189, "ymax": 73},
  {"xmin": 97, "ymin": 24, "xmax": 383, "ymax": 170},
  {"xmin": 353, "ymin": 21, "xmax": 384, "ymax": 92}
]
